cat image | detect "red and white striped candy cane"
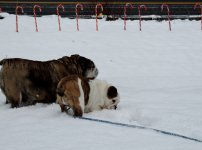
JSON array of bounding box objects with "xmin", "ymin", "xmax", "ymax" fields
[
  {"xmin": 33, "ymin": 5, "xmax": 42, "ymax": 32},
  {"xmin": 57, "ymin": 4, "xmax": 65, "ymax": 31},
  {"xmin": 124, "ymin": 3, "xmax": 133, "ymax": 31},
  {"xmin": 16, "ymin": 6, "xmax": 24, "ymax": 32},
  {"xmin": 161, "ymin": 4, "xmax": 171, "ymax": 31},
  {"xmin": 194, "ymin": 3, "xmax": 202, "ymax": 30},
  {"xmin": 95, "ymin": 3, "xmax": 103, "ymax": 31},
  {"xmin": 76, "ymin": 3, "xmax": 83, "ymax": 31},
  {"xmin": 138, "ymin": 5, "xmax": 147, "ymax": 31}
]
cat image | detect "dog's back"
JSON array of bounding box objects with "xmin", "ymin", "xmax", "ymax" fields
[{"xmin": 0, "ymin": 58, "xmax": 58, "ymax": 107}]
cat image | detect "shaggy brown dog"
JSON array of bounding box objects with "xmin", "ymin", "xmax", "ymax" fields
[{"xmin": 0, "ymin": 55, "xmax": 98, "ymax": 108}]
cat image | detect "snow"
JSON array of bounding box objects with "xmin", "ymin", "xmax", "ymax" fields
[{"xmin": 0, "ymin": 14, "xmax": 202, "ymax": 149}]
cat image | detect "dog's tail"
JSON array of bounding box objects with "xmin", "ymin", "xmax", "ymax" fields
[
  {"xmin": 0, "ymin": 59, "xmax": 7, "ymax": 65},
  {"xmin": 0, "ymin": 60, "xmax": 3, "ymax": 65}
]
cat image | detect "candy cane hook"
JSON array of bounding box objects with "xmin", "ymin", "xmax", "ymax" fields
[
  {"xmin": 76, "ymin": 3, "xmax": 83, "ymax": 31},
  {"xmin": 124, "ymin": 3, "xmax": 133, "ymax": 31},
  {"xmin": 95, "ymin": 3, "xmax": 103, "ymax": 31},
  {"xmin": 138, "ymin": 5, "xmax": 147, "ymax": 31},
  {"xmin": 194, "ymin": 3, "xmax": 202, "ymax": 30},
  {"xmin": 161, "ymin": 4, "xmax": 171, "ymax": 31},
  {"xmin": 33, "ymin": 5, "xmax": 42, "ymax": 32},
  {"xmin": 57, "ymin": 4, "xmax": 65, "ymax": 31},
  {"xmin": 16, "ymin": 6, "xmax": 24, "ymax": 32}
]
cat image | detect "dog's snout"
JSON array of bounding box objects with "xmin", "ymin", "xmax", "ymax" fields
[
  {"xmin": 94, "ymin": 68, "xmax": 98, "ymax": 76},
  {"xmin": 114, "ymin": 105, "xmax": 117, "ymax": 110},
  {"xmin": 112, "ymin": 99, "xmax": 116, "ymax": 103}
]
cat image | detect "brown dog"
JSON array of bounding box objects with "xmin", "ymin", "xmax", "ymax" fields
[
  {"xmin": 0, "ymin": 55, "xmax": 98, "ymax": 108},
  {"xmin": 56, "ymin": 75, "xmax": 120, "ymax": 117}
]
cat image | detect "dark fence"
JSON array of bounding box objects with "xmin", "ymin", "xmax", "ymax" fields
[{"xmin": 0, "ymin": 1, "xmax": 202, "ymax": 19}]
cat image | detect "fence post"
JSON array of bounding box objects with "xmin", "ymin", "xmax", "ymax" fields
[
  {"xmin": 194, "ymin": 3, "xmax": 202, "ymax": 30},
  {"xmin": 16, "ymin": 6, "xmax": 24, "ymax": 32},
  {"xmin": 57, "ymin": 4, "xmax": 65, "ymax": 31},
  {"xmin": 33, "ymin": 5, "xmax": 42, "ymax": 32},
  {"xmin": 95, "ymin": 3, "xmax": 103, "ymax": 31},
  {"xmin": 124, "ymin": 3, "xmax": 133, "ymax": 31},
  {"xmin": 76, "ymin": 3, "xmax": 83, "ymax": 31},
  {"xmin": 161, "ymin": 4, "xmax": 171, "ymax": 31},
  {"xmin": 138, "ymin": 5, "xmax": 147, "ymax": 31}
]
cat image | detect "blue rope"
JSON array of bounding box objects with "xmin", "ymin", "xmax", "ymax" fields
[{"xmin": 79, "ymin": 117, "xmax": 202, "ymax": 143}]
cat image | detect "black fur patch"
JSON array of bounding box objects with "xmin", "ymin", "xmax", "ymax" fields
[
  {"xmin": 27, "ymin": 65, "xmax": 52, "ymax": 89},
  {"xmin": 107, "ymin": 86, "xmax": 118, "ymax": 99}
]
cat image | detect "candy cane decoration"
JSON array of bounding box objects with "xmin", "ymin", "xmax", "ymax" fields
[
  {"xmin": 16, "ymin": 6, "xmax": 24, "ymax": 32},
  {"xmin": 124, "ymin": 3, "xmax": 133, "ymax": 31},
  {"xmin": 76, "ymin": 3, "xmax": 83, "ymax": 31},
  {"xmin": 194, "ymin": 3, "xmax": 202, "ymax": 30},
  {"xmin": 138, "ymin": 5, "xmax": 147, "ymax": 31},
  {"xmin": 95, "ymin": 3, "xmax": 103, "ymax": 31},
  {"xmin": 161, "ymin": 4, "xmax": 171, "ymax": 31},
  {"xmin": 57, "ymin": 4, "xmax": 65, "ymax": 31},
  {"xmin": 33, "ymin": 5, "xmax": 42, "ymax": 32}
]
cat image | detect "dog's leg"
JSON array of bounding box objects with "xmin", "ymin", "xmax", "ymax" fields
[
  {"xmin": 7, "ymin": 91, "xmax": 22, "ymax": 108},
  {"xmin": 5, "ymin": 98, "xmax": 9, "ymax": 104},
  {"xmin": 10, "ymin": 98, "xmax": 20, "ymax": 108}
]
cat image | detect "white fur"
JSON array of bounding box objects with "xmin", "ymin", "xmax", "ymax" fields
[
  {"xmin": 78, "ymin": 78, "xmax": 85, "ymax": 113},
  {"xmin": 86, "ymin": 67, "xmax": 98, "ymax": 79},
  {"xmin": 84, "ymin": 79, "xmax": 120, "ymax": 113}
]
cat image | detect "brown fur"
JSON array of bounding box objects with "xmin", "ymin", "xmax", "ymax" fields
[
  {"xmin": 56, "ymin": 75, "xmax": 90, "ymax": 116},
  {"xmin": 56, "ymin": 75, "xmax": 90, "ymax": 117},
  {"xmin": 0, "ymin": 55, "xmax": 97, "ymax": 108}
]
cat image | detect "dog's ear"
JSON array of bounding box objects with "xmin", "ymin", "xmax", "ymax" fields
[
  {"xmin": 56, "ymin": 87, "xmax": 64, "ymax": 97},
  {"xmin": 107, "ymin": 86, "xmax": 118, "ymax": 99}
]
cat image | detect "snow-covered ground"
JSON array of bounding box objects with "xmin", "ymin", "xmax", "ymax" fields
[{"xmin": 0, "ymin": 13, "xmax": 202, "ymax": 150}]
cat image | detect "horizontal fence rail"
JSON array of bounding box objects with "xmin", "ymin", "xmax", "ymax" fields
[
  {"xmin": 1, "ymin": 1, "xmax": 202, "ymax": 31},
  {"xmin": 0, "ymin": 1, "xmax": 202, "ymax": 20}
]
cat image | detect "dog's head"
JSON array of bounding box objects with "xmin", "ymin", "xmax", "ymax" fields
[
  {"xmin": 59, "ymin": 55, "xmax": 98, "ymax": 79},
  {"xmin": 56, "ymin": 76, "xmax": 84, "ymax": 117},
  {"xmin": 104, "ymin": 86, "xmax": 120, "ymax": 110},
  {"xmin": 71, "ymin": 55, "xmax": 98, "ymax": 79}
]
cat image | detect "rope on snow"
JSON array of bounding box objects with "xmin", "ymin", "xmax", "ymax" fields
[{"xmin": 79, "ymin": 117, "xmax": 202, "ymax": 143}]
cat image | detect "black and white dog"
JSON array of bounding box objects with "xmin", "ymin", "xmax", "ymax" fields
[{"xmin": 56, "ymin": 75, "xmax": 120, "ymax": 116}]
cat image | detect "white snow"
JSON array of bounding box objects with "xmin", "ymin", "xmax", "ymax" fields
[{"xmin": 0, "ymin": 14, "xmax": 202, "ymax": 149}]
